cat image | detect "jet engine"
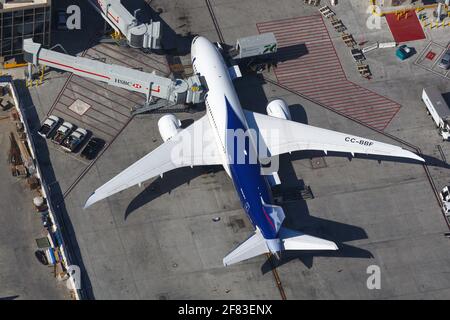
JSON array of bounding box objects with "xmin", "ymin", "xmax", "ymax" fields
[
  {"xmin": 266, "ymin": 99, "xmax": 292, "ymax": 121},
  {"xmin": 158, "ymin": 114, "xmax": 182, "ymax": 142}
]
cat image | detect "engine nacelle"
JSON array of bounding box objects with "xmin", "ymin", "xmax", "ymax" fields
[
  {"xmin": 266, "ymin": 99, "xmax": 292, "ymax": 121},
  {"xmin": 158, "ymin": 114, "xmax": 182, "ymax": 142}
]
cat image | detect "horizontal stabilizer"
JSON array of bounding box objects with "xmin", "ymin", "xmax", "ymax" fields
[
  {"xmin": 223, "ymin": 229, "xmax": 269, "ymax": 266},
  {"xmin": 280, "ymin": 228, "xmax": 338, "ymax": 251},
  {"xmin": 223, "ymin": 227, "xmax": 338, "ymax": 266}
]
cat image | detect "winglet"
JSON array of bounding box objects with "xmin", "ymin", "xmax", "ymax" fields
[
  {"xmin": 399, "ymin": 149, "xmax": 425, "ymax": 162},
  {"xmin": 83, "ymin": 192, "xmax": 97, "ymax": 209}
]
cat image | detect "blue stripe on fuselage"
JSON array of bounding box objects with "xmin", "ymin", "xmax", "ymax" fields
[{"xmin": 225, "ymin": 96, "xmax": 277, "ymax": 240}]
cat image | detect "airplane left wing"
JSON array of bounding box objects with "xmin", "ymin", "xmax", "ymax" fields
[
  {"xmin": 84, "ymin": 115, "xmax": 223, "ymax": 208},
  {"xmin": 244, "ymin": 110, "xmax": 424, "ymax": 162}
]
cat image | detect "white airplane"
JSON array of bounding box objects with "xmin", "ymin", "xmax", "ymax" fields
[{"xmin": 84, "ymin": 36, "xmax": 424, "ymax": 266}]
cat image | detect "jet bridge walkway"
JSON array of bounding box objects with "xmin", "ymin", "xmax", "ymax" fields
[{"xmin": 23, "ymin": 39, "xmax": 205, "ymax": 114}]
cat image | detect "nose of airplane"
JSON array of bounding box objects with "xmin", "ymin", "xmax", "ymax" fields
[
  {"xmin": 191, "ymin": 36, "xmax": 199, "ymax": 62},
  {"xmin": 191, "ymin": 36, "xmax": 201, "ymax": 55},
  {"xmin": 191, "ymin": 36, "xmax": 209, "ymax": 53}
]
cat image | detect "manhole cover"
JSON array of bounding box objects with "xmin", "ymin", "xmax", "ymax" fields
[{"xmin": 69, "ymin": 99, "xmax": 91, "ymax": 116}]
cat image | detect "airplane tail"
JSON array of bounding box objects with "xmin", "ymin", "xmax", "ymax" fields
[{"xmin": 223, "ymin": 227, "xmax": 338, "ymax": 266}]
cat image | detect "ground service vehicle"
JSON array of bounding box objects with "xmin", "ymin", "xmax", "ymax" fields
[{"xmin": 422, "ymin": 87, "xmax": 450, "ymax": 141}]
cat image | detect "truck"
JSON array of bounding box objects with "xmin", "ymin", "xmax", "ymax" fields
[
  {"xmin": 51, "ymin": 121, "xmax": 74, "ymax": 144},
  {"xmin": 232, "ymin": 33, "xmax": 277, "ymax": 60},
  {"xmin": 37, "ymin": 115, "xmax": 61, "ymax": 139},
  {"xmin": 422, "ymin": 87, "xmax": 450, "ymax": 141},
  {"xmin": 61, "ymin": 127, "xmax": 88, "ymax": 152}
]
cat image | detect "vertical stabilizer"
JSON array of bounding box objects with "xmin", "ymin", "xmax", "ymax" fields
[{"xmin": 261, "ymin": 202, "xmax": 285, "ymax": 233}]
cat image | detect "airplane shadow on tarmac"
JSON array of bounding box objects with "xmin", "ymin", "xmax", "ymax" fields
[
  {"xmin": 261, "ymin": 152, "xmax": 374, "ymax": 273},
  {"xmin": 235, "ymin": 73, "xmax": 374, "ymax": 270},
  {"xmin": 262, "ymin": 143, "xmax": 450, "ymax": 273},
  {"xmin": 124, "ymin": 165, "xmax": 223, "ymax": 220},
  {"xmin": 259, "ymin": 105, "xmax": 374, "ymax": 272},
  {"xmin": 0, "ymin": 295, "xmax": 19, "ymax": 300}
]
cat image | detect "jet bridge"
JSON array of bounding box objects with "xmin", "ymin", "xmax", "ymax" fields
[
  {"xmin": 23, "ymin": 39, "xmax": 205, "ymax": 113},
  {"xmin": 89, "ymin": 0, "xmax": 162, "ymax": 51}
]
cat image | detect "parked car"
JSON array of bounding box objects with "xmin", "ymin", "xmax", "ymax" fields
[
  {"xmin": 438, "ymin": 48, "xmax": 450, "ymax": 70},
  {"xmin": 81, "ymin": 137, "xmax": 105, "ymax": 160},
  {"xmin": 37, "ymin": 115, "xmax": 61, "ymax": 139},
  {"xmin": 61, "ymin": 127, "xmax": 88, "ymax": 153},
  {"xmin": 52, "ymin": 121, "xmax": 74, "ymax": 144}
]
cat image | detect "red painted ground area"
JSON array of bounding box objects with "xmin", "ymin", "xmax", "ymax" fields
[
  {"xmin": 385, "ymin": 11, "xmax": 426, "ymax": 43},
  {"xmin": 257, "ymin": 15, "xmax": 402, "ymax": 131}
]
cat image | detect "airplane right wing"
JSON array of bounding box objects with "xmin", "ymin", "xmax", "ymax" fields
[
  {"xmin": 84, "ymin": 115, "xmax": 223, "ymax": 208},
  {"xmin": 244, "ymin": 110, "xmax": 424, "ymax": 162}
]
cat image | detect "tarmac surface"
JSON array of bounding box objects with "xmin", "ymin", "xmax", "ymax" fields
[{"xmin": 11, "ymin": 0, "xmax": 450, "ymax": 299}]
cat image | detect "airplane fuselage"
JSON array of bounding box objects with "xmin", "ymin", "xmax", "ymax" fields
[{"xmin": 191, "ymin": 37, "xmax": 279, "ymax": 243}]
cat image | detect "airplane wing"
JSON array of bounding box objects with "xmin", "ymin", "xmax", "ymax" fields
[
  {"xmin": 243, "ymin": 110, "xmax": 424, "ymax": 162},
  {"xmin": 84, "ymin": 115, "xmax": 223, "ymax": 208}
]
